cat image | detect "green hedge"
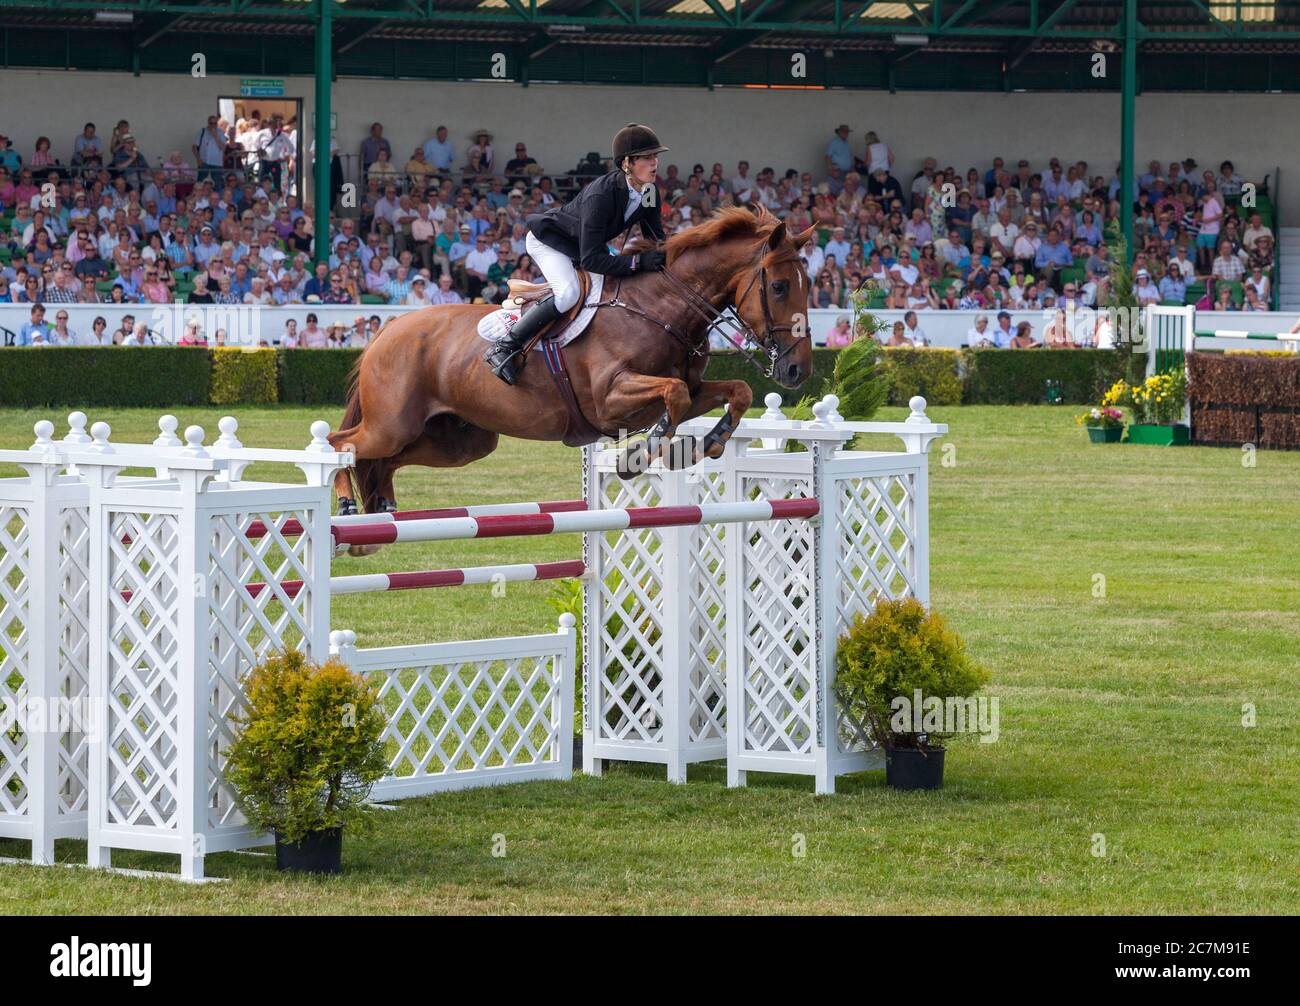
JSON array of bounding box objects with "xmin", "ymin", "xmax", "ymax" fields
[
  {"xmin": 277, "ymin": 348, "xmax": 363, "ymax": 404},
  {"xmin": 0, "ymin": 345, "xmax": 1149, "ymax": 409},
  {"xmin": 702, "ymin": 349, "xmax": 837, "ymax": 406},
  {"xmin": 0, "ymin": 347, "xmax": 211, "ymax": 408},
  {"xmin": 210, "ymin": 348, "xmax": 279, "ymax": 405},
  {"xmin": 880, "ymin": 348, "xmax": 964, "ymax": 407},
  {"xmin": 961, "ymin": 348, "xmax": 1138, "ymax": 405}
]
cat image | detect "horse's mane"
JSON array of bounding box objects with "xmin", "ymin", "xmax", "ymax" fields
[{"xmin": 625, "ymin": 205, "xmax": 786, "ymax": 264}]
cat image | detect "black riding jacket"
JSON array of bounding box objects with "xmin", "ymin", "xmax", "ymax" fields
[{"xmin": 526, "ymin": 169, "xmax": 666, "ymax": 278}]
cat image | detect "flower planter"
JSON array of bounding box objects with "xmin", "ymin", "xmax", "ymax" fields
[
  {"xmin": 1125, "ymin": 423, "xmax": 1190, "ymax": 446},
  {"xmin": 275, "ymin": 827, "xmax": 343, "ymax": 875},
  {"xmin": 1086, "ymin": 425, "xmax": 1124, "ymax": 443},
  {"xmin": 885, "ymin": 746, "xmax": 946, "ymax": 790}
]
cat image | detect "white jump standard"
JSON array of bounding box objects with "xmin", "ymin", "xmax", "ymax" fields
[{"xmin": 0, "ymin": 394, "xmax": 945, "ymax": 878}]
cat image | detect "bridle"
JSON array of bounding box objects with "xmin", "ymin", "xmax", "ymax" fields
[{"xmin": 598, "ymin": 238, "xmax": 810, "ymax": 379}]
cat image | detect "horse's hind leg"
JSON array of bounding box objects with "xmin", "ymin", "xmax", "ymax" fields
[
  {"xmin": 328, "ymin": 413, "xmax": 427, "ymax": 515},
  {"xmin": 384, "ymin": 417, "xmax": 500, "ymax": 492},
  {"xmin": 341, "ymin": 418, "xmax": 500, "ymax": 557}
]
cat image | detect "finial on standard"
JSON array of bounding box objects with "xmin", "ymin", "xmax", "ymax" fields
[
  {"xmin": 154, "ymin": 415, "xmax": 181, "ymax": 448},
  {"xmin": 307, "ymin": 420, "xmax": 332, "ymax": 453},
  {"xmin": 88, "ymin": 422, "xmax": 112, "ymax": 453},
  {"xmin": 181, "ymin": 425, "xmax": 207, "ymax": 457},
  {"xmin": 32, "ymin": 421, "xmax": 55, "ymax": 451},
  {"xmin": 64, "ymin": 412, "xmax": 91, "ymax": 445},
  {"xmin": 761, "ymin": 393, "xmax": 785, "ymax": 422},
  {"xmin": 216, "ymin": 416, "xmax": 242, "ymax": 450},
  {"xmin": 907, "ymin": 396, "xmax": 930, "ymax": 423}
]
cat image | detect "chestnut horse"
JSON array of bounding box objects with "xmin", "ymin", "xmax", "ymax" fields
[{"xmin": 329, "ymin": 205, "xmax": 814, "ymax": 513}]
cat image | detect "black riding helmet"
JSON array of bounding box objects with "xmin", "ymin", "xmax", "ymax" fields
[{"xmin": 613, "ymin": 123, "xmax": 668, "ymax": 168}]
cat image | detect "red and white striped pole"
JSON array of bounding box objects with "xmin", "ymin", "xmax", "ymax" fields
[
  {"xmin": 120, "ymin": 560, "xmax": 588, "ymax": 603},
  {"xmin": 329, "ymin": 498, "xmax": 821, "ymax": 548},
  {"xmin": 245, "ymin": 498, "xmax": 587, "ymax": 540}
]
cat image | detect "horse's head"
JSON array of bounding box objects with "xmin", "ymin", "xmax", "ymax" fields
[{"xmin": 728, "ymin": 206, "xmax": 815, "ymax": 388}]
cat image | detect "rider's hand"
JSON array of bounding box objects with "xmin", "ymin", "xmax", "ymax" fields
[{"xmin": 636, "ymin": 250, "xmax": 667, "ymax": 272}]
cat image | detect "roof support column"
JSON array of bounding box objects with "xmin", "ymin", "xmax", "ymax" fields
[
  {"xmin": 314, "ymin": 0, "xmax": 334, "ymax": 267},
  {"xmin": 1119, "ymin": 0, "xmax": 1137, "ymax": 262}
]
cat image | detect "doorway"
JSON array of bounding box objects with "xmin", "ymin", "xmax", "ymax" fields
[{"xmin": 216, "ymin": 96, "xmax": 304, "ymax": 197}]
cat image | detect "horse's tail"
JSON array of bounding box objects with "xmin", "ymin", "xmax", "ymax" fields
[{"xmin": 340, "ymin": 342, "xmax": 388, "ymax": 514}]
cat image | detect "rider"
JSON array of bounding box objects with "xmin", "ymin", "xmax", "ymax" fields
[{"xmin": 485, "ymin": 122, "xmax": 670, "ymax": 385}]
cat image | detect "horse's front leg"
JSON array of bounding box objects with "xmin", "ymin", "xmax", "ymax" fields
[
  {"xmin": 667, "ymin": 379, "xmax": 754, "ymax": 466},
  {"xmin": 594, "ymin": 373, "xmax": 695, "ymax": 479},
  {"xmin": 597, "ymin": 375, "xmax": 753, "ymax": 478}
]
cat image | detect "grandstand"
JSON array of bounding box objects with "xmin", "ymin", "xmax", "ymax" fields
[{"xmin": 0, "ymin": 1, "xmax": 1297, "ymax": 346}]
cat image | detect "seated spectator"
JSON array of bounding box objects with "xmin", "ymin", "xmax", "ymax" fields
[
  {"xmin": 1010, "ymin": 320, "xmax": 1040, "ymax": 349},
  {"xmin": 884, "ymin": 320, "xmax": 910, "ymax": 347},
  {"xmin": 178, "ymin": 320, "xmax": 207, "ymax": 347},
  {"xmin": 141, "ymin": 265, "xmax": 172, "ymax": 304},
  {"xmin": 1134, "ymin": 269, "xmax": 1161, "ymax": 305},
  {"xmin": 901, "ymin": 310, "xmax": 929, "ymax": 346},
  {"xmin": 188, "ymin": 274, "xmax": 215, "ymax": 303},
  {"xmin": 1158, "ymin": 268, "xmax": 1186, "ymax": 305},
  {"xmin": 1211, "ymin": 240, "xmax": 1245, "ymax": 282},
  {"xmin": 17, "ymin": 304, "xmax": 50, "ymax": 345},
  {"xmin": 826, "ymin": 316, "xmax": 853, "ymax": 348},
  {"xmin": 430, "ymin": 273, "xmax": 462, "ymax": 305},
  {"xmin": 1249, "ymin": 235, "xmax": 1274, "ymax": 272},
  {"xmin": 1245, "ymin": 264, "xmax": 1270, "ymax": 308},
  {"xmin": 1043, "ymin": 309, "xmax": 1075, "ymax": 348},
  {"xmin": 967, "ymin": 313, "xmax": 992, "ymax": 347},
  {"xmin": 75, "ymin": 275, "xmax": 101, "ymax": 303},
  {"xmin": 1213, "ymin": 284, "xmax": 1238, "ymax": 311},
  {"xmin": 1033, "ymin": 227, "xmax": 1071, "ymax": 290},
  {"xmin": 406, "ymin": 274, "xmax": 431, "ymax": 306},
  {"xmin": 272, "ymin": 273, "xmax": 302, "ymax": 305},
  {"xmin": 300, "ymin": 313, "xmax": 329, "ymax": 348}
]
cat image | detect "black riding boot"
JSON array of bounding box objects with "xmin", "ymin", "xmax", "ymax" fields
[{"xmin": 485, "ymin": 295, "xmax": 563, "ymax": 386}]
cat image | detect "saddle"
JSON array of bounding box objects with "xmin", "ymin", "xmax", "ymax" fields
[
  {"xmin": 505, "ymin": 272, "xmax": 592, "ymax": 339},
  {"xmin": 503, "ymin": 271, "xmax": 601, "ymax": 449}
]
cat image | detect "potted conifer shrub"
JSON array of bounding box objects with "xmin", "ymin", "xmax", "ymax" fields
[
  {"xmin": 225, "ymin": 650, "xmax": 388, "ymax": 874},
  {"xmin": 835, "ymin": 598, "xmax": 988, "ymax": 790}
]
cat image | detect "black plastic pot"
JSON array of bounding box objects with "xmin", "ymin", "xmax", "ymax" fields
[
  {"xmin": 885, "ymin": 746, "xmax": 945, "ymax": 790},
  {"xmin": 275, "ymin": 827, "xmax": 343, "ymax": 874}
]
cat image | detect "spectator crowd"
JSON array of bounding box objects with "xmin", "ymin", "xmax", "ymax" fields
[{"xmin": 0, "ymin": 114, "xmax": 1277, "ymax": 350}]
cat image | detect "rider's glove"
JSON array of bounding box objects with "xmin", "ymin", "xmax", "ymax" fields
[{"xmin": 635, "ymin": 250, "xmax": 667, "ymax": 272}]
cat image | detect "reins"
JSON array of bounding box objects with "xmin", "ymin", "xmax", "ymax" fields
[{"xmin": 592, "ymin": 236, "xmax": 810, "ymax": 380}]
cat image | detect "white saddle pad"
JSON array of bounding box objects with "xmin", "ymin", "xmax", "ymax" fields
[{"xmin": 475, "ymin": 273, "xmax": 604, "ymax": 351}]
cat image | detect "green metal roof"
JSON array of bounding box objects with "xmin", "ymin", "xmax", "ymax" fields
[{"xmin": 2, "ymin": 2, "xmax": 1299, "ymax": 89}]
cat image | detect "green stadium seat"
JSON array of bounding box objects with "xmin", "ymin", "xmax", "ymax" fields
[
  {"xmin": 1058, "ymin": 266, "xmax": 1085, "ymax": 287},
  {"xmin": 360, "ymin": 293, "xmax": 386, "ymax": 305}
]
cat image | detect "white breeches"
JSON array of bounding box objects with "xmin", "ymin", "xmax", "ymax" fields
[{"xmin": 526, "ymin": 230, "xmax": 582, "ymax": 312}]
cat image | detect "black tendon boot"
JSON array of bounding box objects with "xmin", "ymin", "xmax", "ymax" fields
[{"xmin": 485, "ymin": 294, "xmax": 563, "ymax": 385}]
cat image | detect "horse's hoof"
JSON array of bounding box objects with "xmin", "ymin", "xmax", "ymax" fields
[
  {"xmin": 663, "ymin": 436, "xmax": 700, "ymax": 470},
  {"xmin": 347, "ymin": 543, "xmax": 383, "ymax": 558},
  {"xmin": 616, "ymin": 443, "xmax": 650, "ymax": 480}
]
